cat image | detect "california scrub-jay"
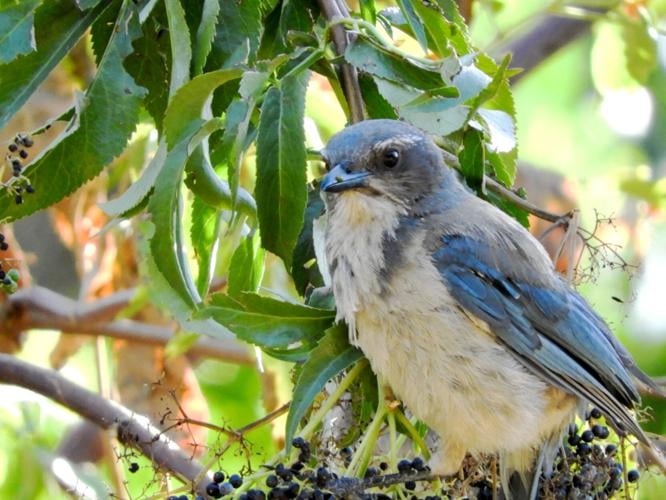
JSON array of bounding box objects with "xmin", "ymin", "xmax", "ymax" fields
[{"xmin": 319, "ymin": 119, "xmax": 664, "ymax": 498}]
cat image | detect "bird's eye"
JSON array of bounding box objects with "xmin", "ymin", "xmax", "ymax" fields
[
  {"xmin": 322, "ymin": 157, "xmax": 331, "ymax": 171},
  {"xmin": 382, "ymin": 149, "xmax": 400, "ymax": 168}
]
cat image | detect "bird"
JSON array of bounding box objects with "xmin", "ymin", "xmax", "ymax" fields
[{"xmin": 318, "ymin": 119, "xmax": 665, "ymax": 498}]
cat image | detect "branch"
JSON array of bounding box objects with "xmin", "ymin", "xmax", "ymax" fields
[
  {"xmin": 318, "ymin": 0, "xmax": 365, "ymax": 123},
  {"xmin": 489, "ymin": 11, "xmax": 605, "ymax": 85},
  {"xmin": 0, "ymin": 353, "xmax": 213, "ymax": 494},
  {"xmin": 1, "ymin": 286, "xmax": 254, "ymax": 365}
]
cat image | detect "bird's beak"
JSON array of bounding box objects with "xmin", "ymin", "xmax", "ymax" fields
[{"xmin": 320, "ymin": 163, "xmax": 371, "ymax": 193}]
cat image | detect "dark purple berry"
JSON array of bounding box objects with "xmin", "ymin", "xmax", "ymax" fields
[
  {"xmin": 26, "ymin": 185, "xmax": 35, "ymax": 194},
  {"xmin": 605, "ymin": 444, "xmax": 617, "ymax": 455},
  {"xmin": 11, "ymin": 159, "xmax": 21, "ymax": 169},
  {"xmin": 292, "ymin": 437, "xmax": 306, "ymax": 449},
  {"xmin": 19, "ymin": 150, "xmax": 28, "ymax": 159},
  {"xmin": 397, "ymin": 459, "xmax": 412, "ymax": 473},
  {"xmin": 128, "ymin": 462, "xmax": 139, "ymax": 473},
  {"xmin": 568, "ymin": 433, "xmax": 580, "ymax": 446},
  {"xmin": 627, "ymin": 469, "xmax": 639, "ymax": 483},
  {"xmin": 219, "ymin": 482, "xmax": 234, "ymax": 496},
  {"xmin": 213, "ymin": 471, "xmax": 225, "ymax": 483},
  {"xmin": 590, "ymin": 408, "xmax": 602, "ymax": 419},
  {"xmin": 8, "ymin": 143, "xmax": 17, "ymax": 152},
  {"xmin": 266, "ymin": 475, "xmax": 278, "ymax": 488},
  {"xmin": 379, "ymin": 461, "xmax": 388, "ymax": 471},
  {"xmin": 404, "ymin": 480, "xmax": 416, "ymax": 491},
  {"xmin": 21, "ymin": 136, "xmax": 33, "ymax": 147},
  {"xmin": 364, "ymin": 467, "xmax": 379, "ymax": 478},
  {"xmin": 592, "ymin": 424, "xmax": 609, "ymax": 439},
  {"xmin": 206, "ymin": 482, "xmax": 222, "ymax": 498},
  {"xmin": 15, "ymin": 195, "xmax": 23, "ymax": 205},
  {"xmin": 0, "ymin": 242, "xmax": 8, "ymax": 250},
  {"xmin": 411, "ymin": 457, "xmax": 426, "ymax": 471},
  {"xmin": 229, "ymin": 474, "xmax": 242, "ymax": 488},
  {"xmin": 581, "ymin": 430, "xmax": 594, "ymax": 442}
]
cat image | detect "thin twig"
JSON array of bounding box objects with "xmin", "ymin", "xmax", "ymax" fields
[
  {"xmin": 318, "ymin": 0, "xmax": 365, "ymax": 123},
  {"xmin": 0, "ymin": 353, "xmax": 212, "ymax": 495}
]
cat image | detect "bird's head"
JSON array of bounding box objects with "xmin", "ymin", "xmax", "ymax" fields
[{"xmin": 320, "ymin": 120, "xmax": 446, "ymax": 208}]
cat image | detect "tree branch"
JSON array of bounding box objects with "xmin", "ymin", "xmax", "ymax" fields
[
  {"xmin": 318, "ymin": 0, "xmax": 365, "ymax": 123},
  {"xmin": 489, "ymin": 10, "xmax": 606, "ymax": 85},
  {"xmin": 2, "ymin": 286, "xmax": 254, "ymax": 365},
  {"xmin": 0, "ymin": 353, "xmax": 212, "ymax": 494}
]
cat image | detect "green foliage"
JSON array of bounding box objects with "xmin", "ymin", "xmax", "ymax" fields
[{"xmin": 2, "ymin": 1, "xmax": 664, "ymax": 496}]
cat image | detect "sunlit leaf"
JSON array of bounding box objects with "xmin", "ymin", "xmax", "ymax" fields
[
  {"xmin": 0, "ymin": 0, "xmax": 107, "ymax": 129},
  {"xmin": 0, "ymin": 0, "xmax": 40, "ymax": 64},
  {"xmin": 228, "ymin": 232, "xmax": 265, "ymax": 298},
  {"xmin": 191, "ymin": 195, "xmax": 222, "ymax": 297},
  {"xmin": 0, "ymin": 1, "xmax": 145, "ymax": 223},
  {"xmin": 197, "ymin": 292, "xmax": 335, "ymax": 349},
  {"xmin": 396, "ymin": 0, "xmax": 428, "ymax": 53},
  {"xmin": 192, "ymin": 0, "xmax": 220, "ymax": 75}
]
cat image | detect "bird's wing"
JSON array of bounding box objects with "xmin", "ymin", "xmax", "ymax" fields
[{"xmin": 432, "ymin": 232, "xmax": 646, "ymax": 440}]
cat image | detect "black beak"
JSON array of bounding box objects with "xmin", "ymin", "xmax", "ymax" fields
[{"xmin": 320, "ymin": 163, "xmax": 371, "ymax": 193}]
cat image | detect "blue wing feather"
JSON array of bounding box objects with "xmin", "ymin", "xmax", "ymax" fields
[{"xmin": 433, "ymin": 233, "xmax": 646, "ymax": 438}]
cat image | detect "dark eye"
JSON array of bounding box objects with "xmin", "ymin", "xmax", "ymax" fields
[
  {"xmin": 322, "ymin": 157, "xmax": 331, "ymax": 171},
  {"xmin": 382, "ymin": 149, "xmax": 400, "ymax": 168}
]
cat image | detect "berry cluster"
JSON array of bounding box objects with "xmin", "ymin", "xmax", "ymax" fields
[
  {"xmin": 4, "ymin": 134, "xmax": 36, "ymax": 204},
  {"xmin": 539, "ymin": 408, "xmax": 640, "ymax": 499},
  {"xmin": 0, "ymin": 259, "xmax": 19, "ymax": 293}
]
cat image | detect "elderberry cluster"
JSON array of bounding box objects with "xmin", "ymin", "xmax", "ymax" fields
[
  {"xmin": 4, "ymin": 134, "xmax": 36, "ymax": 204},
  {"xmin": 0, "ymin": 260, "xmax": 19, "ymax": 293},
  {"xmin": 539, "ymin": 408, "xmax": 640, "ymax": 499}
]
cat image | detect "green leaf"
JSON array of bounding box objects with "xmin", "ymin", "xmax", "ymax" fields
[
  {"xmin": 148, "ymin": 128, "xmax": 202, "ymax": 308},
  {"xmin": 192, "ymin": 0, "xmax": 220, "ymax": 75},
  {"xmin": 228, "ymin": 232, "xmax": 265, "ymax": 298},
  {"xmin": 90, "ymin": 0, "xmax": 121, "ymax": 65},
  {"xmin": 622, "ymin": 17, "xmax": 657, "ymax": 84},
  {"xmin": 0, "ymin": 1, "xmax": 145, "ymax": 223},
  {"xmin": 75, "ymin": 0, "xmax": 103, "ymax": 9},
  {"xmin": 219, "ymin": 96, "xmax": 255, "ymax": 206},
  {"xmin": 396, "ymin": 0, "xmax": 427, "ymax": 53},
  {"xmin": 191, "ymin": 195, "xmax": 223, "ymax": 297},
  {"xmin": 197, "ymin": 292, "xmax": 335, "ymax": 349},
  {"xmin": 375, "ymin": 77, "xmax": 468, "ymax": 135},
  {"xmin": 285, "ymin": 324, "xmax": 364, "ymax": 446},
  {"xmin": 410, "ymin": 0, "xmax": 450, "ymax": 56},
  {"xmin": 345, "ymin": 37, "xmax": 442, "ymax": 90},
  {"xmin": 0, "ymin": 0, "xmax": 40, "ymax": 64},
  {"xmin": 476, "ymin": 108, "xmax": 515, "ymax": 153},
  {"xmin": 431, "ymin": 0, "xmax": 471, "ymax": 54},
  {"xmin": 0, "ymin": 0, "xmax": 107, "ymax": 129},
  {"xmin": 358, "ymin": 73, "xmax": 398, "ymax": 120},
  {"xmin": 206, "ymin": 0, "xmax": 262, "ymax": 69},
  {"xmin": 359, "ymin": 0, "xmax": 376, "ymax": 24},
  {"xmin": 124, "ymin": 11, "xmax": 171, "ymax": 131},
  {"xmin": 255, "ymin": 71, "xmax": 309, "ymax": 266},
  {"xmin": 459, "ymin": 129, "xmax": 485, "ymax": 189},
  {"xmin": 165, "ymin": 0, "xmax": 191, "ymax": 95},
  {"xmin": 278, "ymin": 0, "xmax": 319, "ymax": 48},
  {"xmin": 163, "ymin": 68, "xmax": 243, "ymax": 148},
  {"xmin": 99, "ymin": 140, "xmax": 166, "ymax": 217},
  {"xmin": 291, "ymin": 186, "xmax": 325, "ymax": 295}
]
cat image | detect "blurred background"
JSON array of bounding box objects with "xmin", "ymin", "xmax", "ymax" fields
[{"xmin": 1, "ymin": 0, "xmax": 666, "ymax": 498}]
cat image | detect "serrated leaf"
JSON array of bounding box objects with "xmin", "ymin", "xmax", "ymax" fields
[
  {"xmin": 487, "ymin": 148, "xmax": 517, "ymax": 188},
  {"xmin": 124, "ymin": 10, "xmax": 170, "ymax": 130},
  {"xmin": 476, "ymin": 109, "xmax": 515, "ymax": 153},
  {"xmin": 206, "ymin": 0, "xmax": 262, "ymax": 70},
  {"xmin": 219, "ymin": 97, "xmax": 254, "ymax": 206},
  {"xmin": 192, "ymin": 0, "xmax": 220, "ymax": 75},
  {"xmin": 285, "ymin": 324, "xmax": 363, "ymax": 446},
  {"xmin": 345, "ymin": 37, "xmax": 442, "ymax": 90},
  {"xmin": 197, "ymin": 292, "xmax": 334, "ymax": 349},
  {"xmin": 0, "ymin": 0, "xmax": 107, "ymax": 129},
  {"xmin": 432, "ymin": 0, "xmax": 471, "ymax": 54},
  {"xmin": 165, "ymin": 0, "xmax": 191, "ymax": 95},
  {"xmin": 410, "ymin": 0, "xmax": 450, "ymax": 56},
  {"xmin": 278, "ymin": 0, "xmax": 319, "ymax": 48},
  {"xmin": 191, "ymin": 195, "xmax": 222, "ymax": 297},
  {"xmin": 358, "ymin": 73, "xmax": 398, "ymax": 120},
  {"xmin": 256, "ymin": 71, "xmax": 309, "ymax": 266},
  {"xmin": 0, "ymin": 1, "xmax": 145, "ymax": 223},
  {"xmin": 89, "ymin": 0, "xmax": 121, "ymax": 65},
  {"xmin": 228, "ymin": 232, "xmax": 265, "ymax": 298},
  {"xmin": 148, "ymin": 128, "xmax": 202, "ymax": 308},
  {"xmin": 459, "ymin": 128, "xmax": 484, "ymax": 188},
  {"xmin": 396, "ymin": 0, "xmax": 427, "ymax": 53},
  {"xmin": 99, "ymin": 140, "xmax": 166, "ymax": 217},
  {"xmin": 0, "ymin": 0, "xmax": 40, "ymax": 64},
  {"xmin": 375, "ymin": 77, "xmax": 468, "ymax": 135},
  {"xmin": 75, "ymin": 0, "xmax": 103, "ymax": 9},
  {"xmin": 163, "ymin": 68, "xmax": 243, "ymax": 148}
]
